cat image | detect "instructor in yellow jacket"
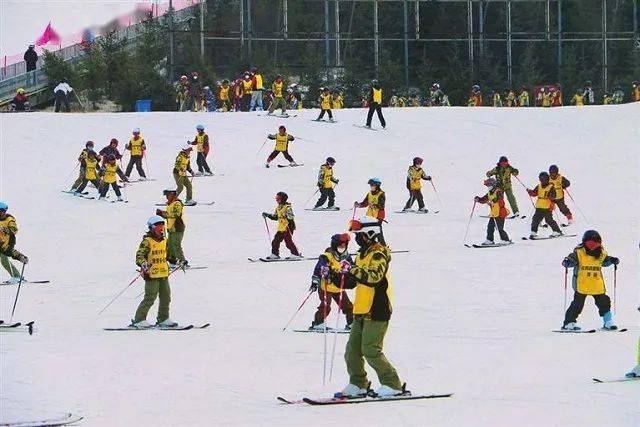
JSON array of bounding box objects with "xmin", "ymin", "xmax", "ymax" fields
[{"xmin": 365, "ymin": 80, "xmax": 386, "ymax": 129}]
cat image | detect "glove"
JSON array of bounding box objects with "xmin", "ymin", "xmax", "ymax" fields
[
  {"xmin": 309, "ymin": 278, "xmax": 320, "ymax": 292},
  {"xmin": 425, "ymin": 175, "xmax": 432, "ymax": 181},
  {"xmin": 609, "ymin": 257, "xmax": 620, "ymax": 266},
  {"xmin": 18, "ymin": 254, "xmax": 28, "ymax": 264},
  {"xmin": 155, "ymin": 209, "xmax": 163, "ymax": 216},
  {"xmin": 335, "ymin": 179, "xmax": 340, "ymax": 183},
  {"xmin": 261, "ymin": 212, "xmax": 269, "ymax": 218},
  {"xmin": 140, "ymin": 262, "xmax": 149, "ymax": 273},
  {"xmin": 354, "ymin": 201, "xmax": 361, "ymax": 208},
  {"xmin": 474, "ymin": 196, "xmax": 480, "ymax": 202},
  {"xmin": 562, "ymin": 258, "xmax": 571, "ymax": 268},
  {"xmin": 317, "ymin": 182, "xmax": 323, "ymax": 188},
  {"xmin": 329, "ymin": 269, "xmax": 343, "ymax": 285}
]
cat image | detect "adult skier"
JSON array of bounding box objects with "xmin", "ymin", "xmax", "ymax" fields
[
  {"xmin": 190, "ymin": 124, "xmax": 212, "ymax": 176},
  {"xmin": 526, "ymin": 172, "xmax": 563, "ymax": 239},
  {"xmin": 268, "ymin": 75, "xmax": 287, "ymax": 116},
  {"xmin": 53, "ymin": 78, "xmax": 73, "ymax": 112},
  {"xmin": 313, "ymin": 157, "xmax": 339, "ymax": 210},
  {"xmin": 156, "ymin": 189, "xmax": 187, "ymax": 267},
  {"xmin": 561, "ymin": 230, "xmax": 619, "ymax": 331},
  {"xmin": 486, "ymin": 156, "xmax": 520, "ymax": 216},
  {"xmin": 334, "ymin": 216, "xmax": 403, "ymax": 397},
  {"xmin": 365, "ymin": 80, "xmax": 386, "ymax": 129},
  {"xmin": 356, "ymin": 178, "xmax": 386, "ymax": 222},
  {"xmin": 130, "ymin": 215, "xmax": 178, "ymax": 329},
  {"xmin": 316, "ymin": 87, "xmax": 334, "ymax": 122},
  {"xmin": 173, "ymin": 145, "xmax": 196, "ymax": 206},
  {"xmin": 124, "ymin": 128, "xmax": 147, "ymax": 180},
  {"xmin": 403, "ymin": 157, "xmax": 431, "ymax": 212},
  {"xmin": 474, "ymin": 178, "xmax": 511, "ymax": 245},
  {"xmin": 73, "ymin": 147, "xmax": 102, "ymax": 196},
  {"xmin": 261, "ymin": 192, "xmax": 302, "ymax": 260},
  {"xmin": 0, "ymin": 202, "xmax": 28, "ymax": 283},
  {"xmin": 308, "ymin": 233, "xmax": 354, "ymax": 330},
  {"xmin": 265, "ymin": 125, "xmax": 297, "ymax": 168},
  {"xmin": 98, "ymin": 155, "xmax": 124, "ymax": 201},
  {"xmin": 548, "ymin": 165, "xmax": 573, "ymax": 225}
]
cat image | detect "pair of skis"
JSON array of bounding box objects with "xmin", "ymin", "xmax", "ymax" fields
[
  {"xmin": 522, "ymin": 233, "xmax": 577, "ymax": 241},
  {"xmin": 394, "ymin": 208, "xmax": 439, "ymax": 215},
  {"xmin": 593, "ymin": 376, "xmax": 639, "ymax": 383},
  {"xmin": 478, "ymin": 214, "xmax": 525, "ymax": 220},
  {"xmin": 305, "ymin": 207, "xmax": 340, "ymax": 212},
  {"xmin": 353, "ymin": 124, "xmax": 387, "ymax": 132},
  {"xmin": 154, "ymin": 201, "xmax": 215, "ymax": 207},
  {"xmin": 552, "ymin": 327, "xmax": 627, "ymax": 334},
  {"xmin": 0, "ymin": 320, "xmax": 35, "ymax": 335},
  {"xmin": 248, "ymin": 257, "xmax": 306, "ymax": 263},
  {"xmin": 3, "ymin": 413, "xmax": 84, "ymax": 427},
  {"xmin": 0, "ymin": 280, "xmax": 50, "ymax": 286},
  {"xmin": 464, "ymin": 241, "xmax": 514, "ymax": 249},
  {"xmin": 104, "ymin": 323, "xmax": 210, "ymax": 331},
  {"xmin": 277, "ymin": 392, "xmax": 452, "ymax": 406}
]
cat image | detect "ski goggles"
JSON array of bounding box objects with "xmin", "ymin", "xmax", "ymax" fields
[{"xmin": 584, "ymin": 239, "xmax": 601, "ymax": 251}]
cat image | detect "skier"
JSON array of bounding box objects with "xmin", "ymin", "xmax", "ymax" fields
[
  {"xmin": 268, "ymin": 75, "xmax": 287, "ymax": 116},
  {"xmin": 218, "ymin": 79, "xmax": 231, "ymax": 111},
  {"xmin": 570, "ymin": 89, "xmax": 585, "ymax": 106},
  {"xmin": 505, "ymin": 89, "xmax": 517, "ymax": 107},
  {"xmin": 313, "ymin": 157, "xmax": 339, "ymax": 210},
  {"xmin": 261, "ymin": 192, "xmax": 302, "ymax": 260},
  {"xmin": 491, "ymin": 90, "xmax": 502, "ymax": 107},
  {"xmin": 526, "ymin": 172, "xmax": 563, "ymax": 239},
  {"xmin": 365, "ymin": 80, "xmax": 386, "ymax": 129},
  {"xmin": 265, "ymin": 125, "xmax": 297, "ymax": 168},
  {"xmin": 561, "ymin": 230, "xmax": 619, "ymax": 331},
  {"xmin": 176, "ymin": 75, "xmax": 189, "ymax": 111},
  {"xmin": 249, "ymin": 66, "xmax": 264, "ymax": 111},
  {"xmin": 485, "ymin": 156, "xmax": 520, "ymax": 216},
  {"xmin": 124, "ymin": 128, "xmax": 147, "ymax": 180},
  {"xmin": 98, "ymin": 155, "xmax": 124, "ymax": 201},
  {"xmin": 518, "ymin": 86, "xmax": 530, "ymax": 106},
  {"xmin": 10, "ymin": 88, "xmax": 30, "ymax": 112},
  {"xmin": 241, "ymin": 72, "xmax": 253, "ymax": 111},
  {"xmin": 190, "ymin": 124, "xmax": 212, "ymax": 176},
  {"xmin": 467, "ymin": 84, "xmax": 483, "ymax": 106},
  {"xmin": 474, "ymin": 178, "xmax": 511, "ymax": 245},
  {"xmin": 53, "ymin": 78, "xmax": 73, "ymax": 112},
  {"xmin": 173, "ymin": 145, "xmax": 196, "ymax": 206},
  {"xmin": 356, "ymin": 178, "xmax": 386, "ymax": 222},
  {"xmin": 548, "ymin": 165, "xmax": 573, "ymax": 225},
  {"xmin": 189, "ymin": 71, "xmax": 203, "ymax": 112},
  {"xmin": 332, "ymin": 90, "xmax": 344, "ymax": 109},
  {"xmin": 0, "ymin": 202, "xmax": 28, "ymax": 283},
  {"xmin": 603, "ymin": 92, "xmax": 613, "ymax": 105},
  {"xmin": 130, "ymin": 215, "xmax": 178, "ymax": 329},
  {"xmin": 203, "ymin": 86, "xmax": 216, "ymax": 111},
  {"xmin": 626, "ymin": 306, "xmax": 640, "ymax": 378},
  {"xmin": 316, "ymin": 87, "xmax": 334, "ymax": 122},
  {"xmin": 70, "ymin": 141, "xmax": 95, "ymax": 193},
  {"xmin": 403, "ymin": 157, "xmax": 431, "ymax": 212},
  {"xmin": 73, "ymin": 146, "xmax": 102, "ymax": 196},
  {"xmin": 156, "ymin": 189, "xmax": 187, "ymax": 267},
  {"xmin": 551, "ymin": 85, "xmax": 563, "ymax": 106},
  {"xmin": 99, "ymin": 138, "xmax": 127, "ymax": 182},
  {"xmin": 335, "ymin": 216, "xmax": 403, "ymax": 397},
  {"xmin": 308, "ymin": 233, "xmax": 354, "ymax": 330}
]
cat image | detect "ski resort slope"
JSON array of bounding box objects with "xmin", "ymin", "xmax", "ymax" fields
[{"xmin": 0, "ymin": 105, "xmax": 638, "ymax": 426}]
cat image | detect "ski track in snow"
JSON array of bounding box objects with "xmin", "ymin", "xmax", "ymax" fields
[{"xmin": 0, "ymin": 106, "xmax": 639, "ymax": 426}]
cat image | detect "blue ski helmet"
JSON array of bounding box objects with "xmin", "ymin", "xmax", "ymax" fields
[
  {"xmin": 368, "ymin": 177, "xmax": 382, "ymax": 187},
  {"xmin": 196, "ymin": 124, "xmax": 205, "ymax": 131},
  {"xmin": 0, "ymin": 201, "xmax": 7, "ymax": 211}
]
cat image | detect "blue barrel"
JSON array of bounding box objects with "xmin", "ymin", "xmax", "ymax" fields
[{"xmin": 135, "ymin": 99, "xmax": 152, "ymax": 112}]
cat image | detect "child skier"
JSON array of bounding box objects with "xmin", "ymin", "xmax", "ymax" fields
[
  {"xmin": 313, "ymin": 157, "xmax": 339, "ymax": 210},
  {"xmin": 218, "ymin": 80, "xmax": 231, "ymax": 111},
  {"xmin": 316, "ymin": 87, "xmax": 334, "ymax": 122},
  {"xmin": 173, "ymin": 145, "xmax": 196, "ymax": 206},
  {"xmin": 0, "ymin": 201, "xmax": 28, "ymax": 283},
  {"xmin": 73, "ymin": 147, "xmax": 102, "ymax": 196},
  {"xmin": 355, "ymin": 178, "xmax": 386, "ymax": 222},
  {"xmin": 561, "ymin": 230, "xmax": 619, "ymax": 331},
  {"xmin": 308, "ymin": 233, "xmax": 354, "ymax": 331},
  {"xmin": 268, "ymin": 75, "xmax": 287, "ymax": 116},
  {"xmin": 548, "ymin": 165, "xmax": 573, "ymax": 225},
  {"xmin": 261, "ymin": 192, "xmax": 302, "ymax": 260},
  {"xmin": 527, "ymin": 172, "xmax": 563, "ymax": 239},
  {"xmin": 335, "ymin": 216, "xmax": 403, "ymax": 397},
  {"xmin": 403, "ymin": 157, "xmax": 431, "ymax": 212},
  {"xmin": 265, "ymin": 125, "xmax": 297, "ymax": 168},
  {"xmin": 190, "ymin": 124, "xmax": 212, "ymax": 176},
  {"xmin": 130, "ymin": 215, "xmax": 177, "ymax": 329},
  {"xmin": 486, "ymin": 156, "xmax": 520, "ymax": 216},
  {"xmin": 474, "ymin": 178, "xmax": 511, "ymax": 245},
  {"xmin": 70, "ymin": 141, "xmax": 94, "ymax": 193},
  {"xmin": 98, "ymin": 154, "xmax": 124, "ymax": 201},
  {"xmin": 156, "ymin": 189, "xmax": 187, "ymax": 268},
  {"xmin": 124, "ymin": 128, "xmax": 147, "ymax": 180}
]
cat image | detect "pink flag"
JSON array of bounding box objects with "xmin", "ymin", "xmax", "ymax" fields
[{"xmin": 35, "ymin": 22, "xmax": 61, "ymax": 46}]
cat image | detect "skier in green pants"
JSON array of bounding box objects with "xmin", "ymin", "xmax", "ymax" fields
[
  {"xmin": 0, "ymin": 201, "xmax": 28, "ymax": 283},
  {"xmin": 486, "ymin": 156, "xmax": 520, "ymax": 216},
  {"xmin": 156, "ymin": 189, "xmax": 187, "ymax": 267},
  {"xmin": 333, "ymin": 216, "xmax": 404, "ymax": 398},
  {"xmin": 130, "ymin": 215, "xmax": 178, "ymax": 329}
]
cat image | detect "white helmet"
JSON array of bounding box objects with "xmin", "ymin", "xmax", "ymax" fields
[
  {"xmin": 133, "ymin": 127, "xmax": 141, "ymax": 134},
  {"xmin": 147, "ymin": 215, "xmax": 165, "ymax": 228},
  {"xmin": 349, "ymin": 215, "xmax": 382, "ymax": 238}
]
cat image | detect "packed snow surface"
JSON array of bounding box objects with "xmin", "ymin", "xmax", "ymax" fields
[{"xmin": 1, "ymin": 105, "xmax": 638, "ymax": 426}]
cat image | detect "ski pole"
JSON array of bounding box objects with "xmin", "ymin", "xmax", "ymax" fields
[
  {"xmin": 322, "ymin": 286, "xmax": 328, "ymax": 386},
  {"xmin": 329, "ymin": 274, "xmax": 346, "ymax": 382},
  {"xmin": 9, "ymin": 263, "xmax": 26, "ymax": 322},
  {"xmin": 133, "ymin": 264, "xmax": 189, "ymax": 299},
  {"xmin": 304, "ymin": 188, "xmax": 321, "ymax": 208},
  {"xmin": 513, "ymin": 175, "xmax": 536, "ymax": 208},
  {"xmin": 563, "ymin": 267, "xmax": 568, "ymax": 315},
  {"xmin": 430, "ymin": 179, "xmax": 443, "ymax": 211},
  {"xmin": 282, "ymin": 289, "xmax": 315, "ymax": 331},
  {"xmin": 62, "ymin": 162, "xmax": 80, "ymax": 187},
  {"xmin": 263, "ymin": 216, "xmax": 272, "ymax": 242},
  {"xmin": 462, "ymin": 201, "xmax": 477, "ymax": 244},
  {"xmin": 564, "ymin": 189, "xmax": 589, "ymax": 222},
  {"xmin": 143, "ymin": 150, "xmax": 150, "ymax": 178},
  {"xmin": 98, "ymin": 272, "xmax": 143, "ymax": 315},
  {"xmin": 256, "ymin": 138, "xmax": 268, "ymax": 156},
  {"xmin": 613, "ymin": 264, "xmax": 617, "ymax": 314}
]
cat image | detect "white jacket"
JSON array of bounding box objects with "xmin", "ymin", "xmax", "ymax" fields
[{"xmin": 54, "ymin": 83, "xmax": 73, "ymax": 94}]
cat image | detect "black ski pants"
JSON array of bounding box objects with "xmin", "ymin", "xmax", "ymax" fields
[
  {"xmin": 315, "ymin": 188, "xmax": 335, "ymax": 208},
  {"xmin": 564, "ymin": 292, "xmax": 611, "ymax": 325},
  {"xmin": 125, "ymin": 155, "xmax": 146, "ymax": 178},
  {"xmin": 317, "ymin": 109, "xmax": 333, "ymax": 120},
  {"xmin": 267, "ymin": 150, "xmax": 294, "ymax": 163},
  {"xmin": 76, "ymin": 178, "xmax": 101, "ymax": 193},
  {"xmin": 553, "ymin": 198, "xmax": 572, "ymax": 219},
  {"xmin": 487, "ymin": 217, "xmax": 509, "ymax": 241},
  {"xmin": 54, "ymin": 90, "xmax": 70, "ymax": 112},
  {"xmin": 196, "ymin": 152, "xmax": 212, "ymax": 173},
  {"xmin": 99, "ymin": 182, "xmax": 121, "ymax": 198},
  {"xmin": 531, "ymin": 208, "xmax": 561, "ymax": 233},
  {"xmin": 404, "ymin": 189, "xmax": 425, "ymax": 210},
  {"xmin": 366, "ymin": 102, "xmax": 386, "ymax": 127}
]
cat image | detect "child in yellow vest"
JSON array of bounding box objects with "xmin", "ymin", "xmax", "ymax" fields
[
  {"xmin": 190, "ymin": 124, "xmax": 212, "ymax": 175},
  {"xmin": 403, "ymin": 157, "xmax": 431, "ymax": 212},
  {"xmin": 474, "ymin": 178, "xmax": 511, "ymax": 245},
  {"xmin": 98, "ymin": 154, "xmax": 124, "ymax": 201},
  {"xmin": 74, "ymin": 148, "xmax": 102, "ymax": 196},
  {"xmin": 261, "ymin": 192, "xmax": 301, "ymax": 260},
  {"xmin": 268, "ymin": 75, "xmax": 288, "ymax": 116},
  {"xmin": 0, "ymin": 201, "xmax": 28, "ymax": 284},
  {"xmin": 124, "ymin": 128, "xmax": 147, "ymax": 180},
  {"xmin": 313, "ymin": 157, "xmax": 339, "ymax": 209},
  {"xmin": 70, "ymin": 141, "xmax": 94, "ymax": 193},
  {"xmin": 173, "ymin": 145, "xmax": 195, "ymax": 205},
  {"xmin": 308, "ymin": 233, "xmax": 354, "ymax": 330},
  {"xmin": 265, "ymin": 125, "xmax": 297, "ymax": 167},
  {"xmin": 218, "ymin": 80, "xmax": 231, "ymax": 111},
  {"xmin": 130, "ymin": 215, "xmax": 178, "ymax": 329},
  {"xmin": 526, "ymin": 172, "xmax": 563, "ymax": 239},
  {"xmin": 561, "ymin": 230, "xmax": 619, "ymax": 331},
  {"xmin": 633, "ymin": 81, "xmax": 640, "ymax": 102},
  {"xmin": 315, "ymin": 88, "xmax": 334, "ymax": 122},
  {"xmin": 548, "ymin": 165, "xmax": 573, "ymax": 225}
]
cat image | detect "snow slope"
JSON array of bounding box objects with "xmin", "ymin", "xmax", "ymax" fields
[{"xmin": 0, "ymin": 105, "xmax": 638, "ymax": 426}]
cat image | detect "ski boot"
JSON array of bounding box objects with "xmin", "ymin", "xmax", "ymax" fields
[
  {"xmin": 561, "ymin": 322, "xmax": 580, "ymax": 331},
  {"xmin": 129, "ymin": 320, "xmax": 152, "ymax": 329},
  {"xmin": 309, "ymin": 322, "xmax": 327, "ymax": 331},
  {"xmin": 375, "ymin": 384, "xmax": 404, "ymax": 397},
  {"xmin": 625, "ymin": 364, "xmax": 640, "ymax": 378},
  {"xmin": 157, "ymin": 318, "xmax": 178, "ymax": 328},
  {"xmin": 481, "ymin": 240, "xmax": 494, "ymax": 246},
  {"xmin": 550, "ymin": 231, "xmax": 563, "ymax": 238},
  {"xmin": 265, "ymin": 254, "xmax": 280, "ymax": 260},
  {"xmin": 602, "ymin": 311, "xmax": 617, "ymax": 330},
  {"xmin": 337, "ymin": 383, "xmax": 368, "ymax": 398}
]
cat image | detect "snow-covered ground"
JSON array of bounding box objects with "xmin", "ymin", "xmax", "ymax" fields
[{"xmin": 0, "ymin": 105, "xmax": 638, "ymax": 426}]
